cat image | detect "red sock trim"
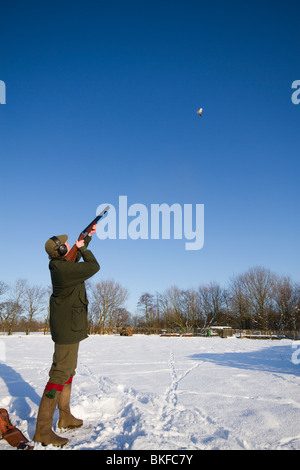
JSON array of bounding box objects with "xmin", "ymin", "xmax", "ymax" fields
[
  {"xmin": 64, "ymin": 376, "xmax": 73, "ymax": 385},
  {"xmin": 45, "ymin": 382, "xmax": 64, "ymax": 392}
]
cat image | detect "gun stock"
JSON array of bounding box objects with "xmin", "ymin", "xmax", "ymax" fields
[
  {"xmin": 65, "ymin": 206, "xmax": 110, "ymax": 262},
  {"xmin": 64, "ymin": 244, "xmax": 80, "ymax": 263}
]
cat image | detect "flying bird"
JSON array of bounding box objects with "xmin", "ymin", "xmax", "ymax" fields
[{"xmin": 196, "ymin": 108, "xmax": 203, "ymax": 116}]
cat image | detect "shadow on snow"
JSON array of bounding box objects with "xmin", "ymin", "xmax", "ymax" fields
[{"xmin": 188, "ymin": 344, "xmax": 300, "ymax": 377}]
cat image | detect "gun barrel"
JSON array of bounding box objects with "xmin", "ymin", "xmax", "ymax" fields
[
  {"xmin": 65, "ymin": 206, "xmax": 110, "ymax": 262},
  {"xmin": 81, "ymin": 205, "xmax": 110, "ymax": 237}
]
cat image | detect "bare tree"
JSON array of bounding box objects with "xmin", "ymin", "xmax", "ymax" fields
[
  {"xmin": 0, "ymin": 281, "xmax": 9, "ymax": 297},
  {"xmin": 23, "ymin": 284, "xmax": 47, "ymax": 335},
  {"xmin": 231, "ymin": 267, "xmax": 276, "ymax": 329},
  {"xmin": 197, "ymin": 282, "xmax": 228, "ymax": 328},
  {"xmin": 89, "ymin": 279, "xmax": 129, "ymax": 334},
  {"xmin": 273, "ymin": 276, "xmax": 299, "ymax": 330},
  {"xmin": 0, "ymin": 302, "xmax": 13, "ymax": 332},
  {"xmin": 181, "ymin": 289, "xmax": 202, "ymax": 330},
  {"xmin": 7, "ymin": 279, "xmax": 28, "ymax": 335},
  {"xmin": 113, "ymin": 307, "xmax": 132, "ymax": 328},
  {"xmin": 0, "ymin": 281, "xmax": 9, "ymax": 331},
  {"xmin": 137, "ymin": 293, "xmax": 155, "ymax": 334},
  {"xmin": 229, "ymin": 275, "xmax": 252, "ymax": 328},
  {"xmin": 159, "ymin": 286, "xmax": 186, "ymax": 331}
]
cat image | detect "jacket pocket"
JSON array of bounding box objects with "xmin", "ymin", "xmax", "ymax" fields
[{"xmin": 71, "ymin": 306, "xmax": 86, "ymax": 331}]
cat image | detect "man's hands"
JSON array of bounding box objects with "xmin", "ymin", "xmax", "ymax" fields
[
  {"xmin": 88, "ymin": 223, "xmax": 97, "ymax": 236},
  {"xmin": 75, "ymin": 224, "xmax": 97, "ymax": 249}
]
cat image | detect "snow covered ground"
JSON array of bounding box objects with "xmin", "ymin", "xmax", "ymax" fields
[{"xmin": 0, "ymin": 333, "xmax": 299, "ymax": 451}]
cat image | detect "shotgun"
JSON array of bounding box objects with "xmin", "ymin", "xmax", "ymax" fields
[{"xmin": 65, "ymin": 205, "xmax": 110, "ymax": 262}]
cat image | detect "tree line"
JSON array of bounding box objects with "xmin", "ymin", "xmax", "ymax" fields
[{"xmin": 0, "ymin": 266, "xmax": 299, "ymax": 335}]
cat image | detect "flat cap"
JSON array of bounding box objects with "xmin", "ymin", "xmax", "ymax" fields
[{"xmin": 45, "ymin": 234, "xmax": 68, "ymax": 257}]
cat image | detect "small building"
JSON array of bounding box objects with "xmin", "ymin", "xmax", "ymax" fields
[{"xmin": 210, "ymin": 326, "xmax": 233, "ymax": 338}]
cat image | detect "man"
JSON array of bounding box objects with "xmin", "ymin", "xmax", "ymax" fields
[{"xmin": 33, "ymin": 226, "xmax": 100, "ymax": 447}]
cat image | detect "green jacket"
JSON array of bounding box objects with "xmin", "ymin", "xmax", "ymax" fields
[{"xmin": 49, "ymin": 237, "xmax": 100, "ymax": 344}]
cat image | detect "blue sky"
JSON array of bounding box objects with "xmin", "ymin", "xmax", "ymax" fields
[{"xmin": 1, "ymin": 0, "xmax": 299, "ymax": 312}]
